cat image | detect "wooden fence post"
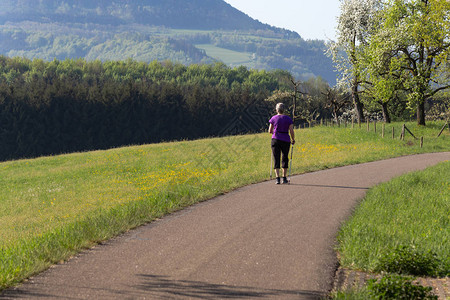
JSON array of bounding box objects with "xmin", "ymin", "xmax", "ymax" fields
[
  {"xmin": 420, "ymin": 137, "xmax": 424, "ymax": 148},
  {"xmin": 382, "ymin": 123, "xmax": 385, "ymax": 138},
  {"xmin": 437, "ymin": 121, "xmax": 449, "ymax": 137},
  {"xmin": 392, "ymin": 127, "xmax": 395, "ymax": 139},
  {"xmin": 404, "ymin": 125, "xmax": 418, "ymax": 139}
]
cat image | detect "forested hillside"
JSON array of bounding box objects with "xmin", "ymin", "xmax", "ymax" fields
[
  {"xmin": 0, "ymin": 0, "xmax": 336, "ymax": 83},
  {"xmin": 0, "ymin": 56, "xmax": 303, "ymax": 161}
]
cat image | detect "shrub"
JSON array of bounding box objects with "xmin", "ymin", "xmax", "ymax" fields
[
  {"xmin": 375, "ymin": 245, "xmax": 443, "ymax": 277},
  {"xmin": 367, "ymin": 274, "xmax": 437, "ymax": 300}
]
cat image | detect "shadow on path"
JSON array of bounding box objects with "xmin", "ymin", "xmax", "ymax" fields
[
  {"xmin": 289, "ymin": 183, "xmax": 370, "ymax": 190},
  {"xmin": 133, "ymin": 274, "xmax": 325, "ymax": 299},
  {"xmin": 1, "ymin": 275, "xmax": 325, "ymax": 300}
]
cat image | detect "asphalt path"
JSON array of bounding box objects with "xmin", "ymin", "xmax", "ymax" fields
[{"xmin": 2, "ymin": 152, "xmax": 449, "ymax": 299}]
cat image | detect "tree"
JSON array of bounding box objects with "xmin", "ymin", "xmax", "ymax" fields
[
  {"xmin": 329, "ymin": 0, "xmax": 381, "ymax": 124},
  {"xmin": 323, "ymin": 87, "xmax": 352, "ymax": 125},
  {"xmin": 266, "ymin": 77, "xmax": 330, "ymax": 125},
  {"xmin": 369, "ymin": 0, "xmax": 450, "ymax": 125},
  {"xmin": 361, "ymin": 45, "xmax": 400, "ymax": 123}
]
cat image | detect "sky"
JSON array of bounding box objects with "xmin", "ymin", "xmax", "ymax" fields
[{"xmin": 223, "ymin": 0, "xmax": 340, "ymax": 41}]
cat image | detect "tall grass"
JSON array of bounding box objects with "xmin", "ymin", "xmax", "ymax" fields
[
  {"xmin": 337, "ymin": 161, "xmax": 450, "ymax": 276},
  {"xmin": 0, "ymin": 121, "xmax": 449, "ymax": 289},
  {"xmin": 332, "ymin": 161, "xmax": 449, "ymax": 299}
]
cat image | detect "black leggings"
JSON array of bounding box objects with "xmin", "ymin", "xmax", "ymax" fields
[{"xmin": 271, "ymin": 139, "xmax": 291, "ymax": 169}]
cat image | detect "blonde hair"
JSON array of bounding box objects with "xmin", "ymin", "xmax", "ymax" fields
[{"xmin": 276, "ymin": 103, "xmax": 285, "ymax": 114}]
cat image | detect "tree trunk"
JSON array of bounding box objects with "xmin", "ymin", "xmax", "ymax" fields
[
  {"xmin": 417, "ymin": 100, "xmax": 426, "ymax": 126},
  {"xmin": 352, "ymin": 83, "xmax": 365, "ymax": 123},
  {"xmin": 381, "ymin": 101, "xmax": 391, "ymax": 123}
]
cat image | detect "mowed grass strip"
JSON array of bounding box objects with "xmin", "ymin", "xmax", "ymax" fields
[
  {"xmin": 0, "ymin": 121, "xmax": 449, "ymax": 289},
  {"xmin": 337, "ymin": 160, "xmax": 450, "ymax": 275}
]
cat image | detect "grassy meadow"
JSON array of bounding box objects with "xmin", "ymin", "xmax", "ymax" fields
[
  {"xmin": 195, "ymin": 44, "xmax": 257, "ymax": 67},
  {"xmin": 338, "ymin": 160, "xmax": 450, "ymax": 275},
  {"xmin": 0, "ymin": 121, "xmax": 449, "ymax": 289},
  {"xmin": 332, "ymin": 160, "xmax": 449, "ymax": 300}
]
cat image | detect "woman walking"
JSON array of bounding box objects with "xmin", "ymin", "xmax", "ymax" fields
[{"xmin": 269, "ymin": 103, "xmax": 295, "ymax": 184}]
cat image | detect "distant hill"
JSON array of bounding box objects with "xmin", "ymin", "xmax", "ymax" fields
[
  {"xmin": 0, "ymin": 0, "xmax": 279, "ymax": 30},
  {"xmin": 0, "ymin": 0, "xmax": 336, "ymax": 84}
]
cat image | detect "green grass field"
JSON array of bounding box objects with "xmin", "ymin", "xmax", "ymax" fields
[
  {"xmin": 0, "ymin": 121, "xmax": 449, "ymax": 290},
  {"xmin": 337, "ymin": 160, "xmax": 449, "ymax": 275},
  {"xmin": 332, "ymin": 161, "xmax": 449, "ymax": 299},
  {"xmin": 195, "ymin": 44, "xmax": 256, "ymax": 67}
]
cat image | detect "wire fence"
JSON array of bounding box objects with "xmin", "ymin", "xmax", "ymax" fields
[{"xmin": 296, "ymin": 118, "xmax": 450, "ymax": 149}]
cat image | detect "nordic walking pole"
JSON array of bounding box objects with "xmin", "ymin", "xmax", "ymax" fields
[
  {"xmin": 270, "ymin": 146, "xmax": 273, "ymax": 179},
  {"xmin": 288, "ymin": 143, "xmax": 293, "ymax": 184},
  {"xmin": 289, "ymin": 79, "xmax": 298, "ymax": 184}
]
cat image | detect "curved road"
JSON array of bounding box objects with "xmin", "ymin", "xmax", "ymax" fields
[{"xmin": 3, "ymin": 152, "xmax": 449, "ymax": 299}]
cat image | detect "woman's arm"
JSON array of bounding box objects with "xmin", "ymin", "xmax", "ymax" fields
[
  {"xmin": 289, "ymin": 124, "xmax": 295, "ymax": 144},
  {"xmin": 269, "ymin": 123, "xmax": 274, "ymax": 134}
]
